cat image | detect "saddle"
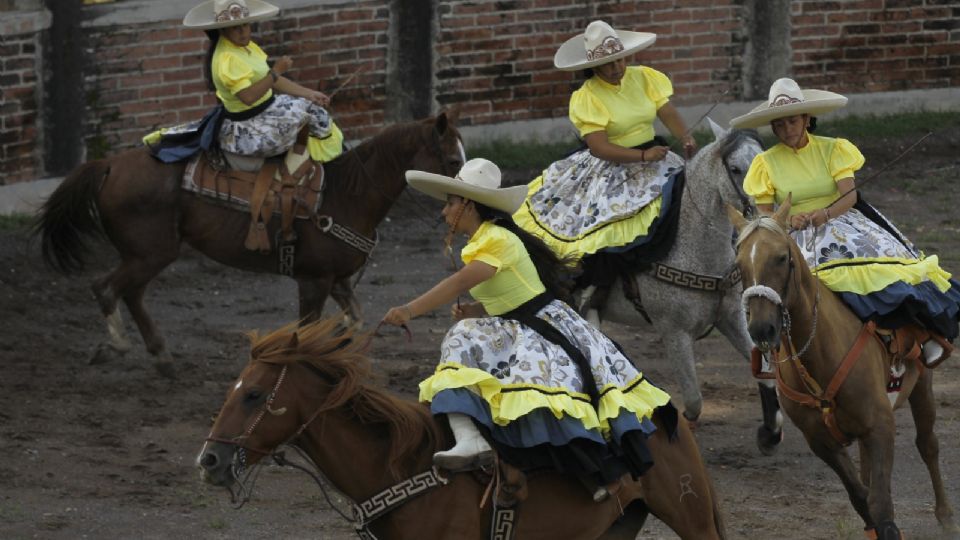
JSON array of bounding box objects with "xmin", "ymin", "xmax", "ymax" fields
[{"xmin": 182, "ymin": 128, "xmax": 324, "ymax": 253}]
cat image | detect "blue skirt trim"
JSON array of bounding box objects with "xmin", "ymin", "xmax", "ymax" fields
[{"xmin": 839, "ymin": 278, "xmax": 960, "ymax": 340}]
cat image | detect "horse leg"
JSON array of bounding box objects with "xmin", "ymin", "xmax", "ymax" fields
[
  {"xmin": 597, "ymin": 501, "xmax": 648, "ymax": 539},
  {"xmin": 297, "ymin": 276, "xmax": 334, "ymax": 324},
  {"xmin": 805, "ymin": 434, "xmax": 877, "ymax": 532},
  {"xmin": 908, "ymin": 367, "xmax": 958, "ymax": 532},
  {"xmin": 330, "ymin": 276, "xmax": 363, "ymax": 328},
  {"xmin": 661, "ymin": 330, "xmax": 702, "ymax": 422},
  {"xmin": 714, "ymin": 303, "xmax": 783, "ymax": 454},
  {"xmin": 91, "ymin": 271, "xmax": 133, "ymax": 358},
  {"xmin": 641, "ymin": 416, "xmax": 724, "ymax": 539},
  {"xmin": 858, "ymin": 423, "xmax": 901, "ymax": 539}
]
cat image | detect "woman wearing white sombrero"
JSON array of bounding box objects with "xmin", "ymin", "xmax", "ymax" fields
[
  {"xmin": 513, "ymin": 20, "xmax": 697, "ymax": 316},
  {"xmin": 381, "ymin": 158, "xmax": 676, "ymax": 501},
  {"xmin": 733, "ymin": 77, "xmax": 960, "ymax": 367},
  {"xmin": 150, "ymin": 0, "xmax": 343, "ymax": 162}
]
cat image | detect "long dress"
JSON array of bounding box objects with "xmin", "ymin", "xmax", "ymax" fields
[
  {"xmin": 513, "ymin": 66, "xmax": 683, "ymax": 262},
  {"xmin": 418, "ymin": 221, "xmax": 675, "ymax": 482},
  {"xmin": 743, "ymin": 134, "xmax": 960, "ymax": 339}
]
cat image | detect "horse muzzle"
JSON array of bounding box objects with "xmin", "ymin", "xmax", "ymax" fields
[{"xmin": 197, "ymin": 441, "xmax": 238, "ymax": 487}]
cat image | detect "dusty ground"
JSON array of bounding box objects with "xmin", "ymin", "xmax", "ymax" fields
[{"xmin": 1, "ymin": 126, "xmax": 959, "ymax": 540}]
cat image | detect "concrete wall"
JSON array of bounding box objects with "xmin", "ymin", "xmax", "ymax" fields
[{"xmin": 1, "ymin": 0, "xmax": 959, "ymax": 185}]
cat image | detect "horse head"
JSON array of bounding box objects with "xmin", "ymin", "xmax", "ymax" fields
[
  {"xmin": 689, "ymin": 118, "xmax": 763, "ymax": 215},
  {"xmin": 409, "ymin": 110, "xmax": 466, "ymax": 178},
  {"xmin": 727, "ymin": 196, "xmax": 803, "ymax": 351}
]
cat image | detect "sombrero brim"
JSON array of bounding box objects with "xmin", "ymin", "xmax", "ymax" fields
[
  {"xmin": 730, "ymin": 90, "xmax": 848, "ymax": 129},
  {"xmin": 554, "ymin": 31, "xmax": 656, "ymax": 71},
  {"xmin": 405, "ymin": 171, "xmax": 528, "ymax": 215},
  {"xmin": 183, "ymin": 0, "xmax": 280, "ymax": 30}
]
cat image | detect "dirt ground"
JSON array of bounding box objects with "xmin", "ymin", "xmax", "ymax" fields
[{"xmin": 1, "ymin": 126, "xmax": 959, "ymax": 540}]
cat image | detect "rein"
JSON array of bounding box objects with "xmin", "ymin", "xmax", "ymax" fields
[{"xmin": 206, "ymin": 361, "xmax": 451, "ymax": 538}]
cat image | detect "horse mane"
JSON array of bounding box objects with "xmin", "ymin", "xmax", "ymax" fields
[
  {"xmin": 247, "ymin": 318, "xmax": 442, "ymax": 479},
  {"xmin": 323, "ymin": 119, "xmax": 433, "ymax": 196},
  {"xmin": 735, "ymin": 215, "xmax": 787, "ymax": 248}
]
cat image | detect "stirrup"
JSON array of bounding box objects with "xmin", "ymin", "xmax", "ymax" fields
[{"xmin": 433, "ymin": 448, "xmax": 494, "ymax": 472}]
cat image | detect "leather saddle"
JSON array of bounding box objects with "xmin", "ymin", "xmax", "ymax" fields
[{"xmin": 182, "ymin": 128, "xmax": 324, "ymax": 253}]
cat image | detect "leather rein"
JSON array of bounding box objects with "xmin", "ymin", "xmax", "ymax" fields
[{"xmin": 205, "ymin": 361, "xmax": 450, "ymax": 539}]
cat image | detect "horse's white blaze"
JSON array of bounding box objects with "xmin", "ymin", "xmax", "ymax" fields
[
  {"xmin": 233, "ymin": 378, "xmax": 243, "ymax": 391},
  {"xmin": 750, "ymin": 243, "xmax": 757, "ymax": 267},
  {"xmin": 195, "ymin": 441, "xmax": 209, "ymax": 467},
  {"xmin": 456, "ymin": 138, "xmax": 467, "ymax": 164}
]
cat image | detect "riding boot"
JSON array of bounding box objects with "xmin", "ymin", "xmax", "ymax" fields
[{"xmin": 433, "ymin": 413, "xmax": 494, "ymax": 472}]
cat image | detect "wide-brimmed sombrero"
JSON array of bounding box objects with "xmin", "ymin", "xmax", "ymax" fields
[
  {"xmin": 406, "ymin": 158, "xmax": 527, "ymax": 214},
  {"xmin": 183, "ymin": 0, "xmax": 279, "ymax": 30},
  {"xmin": 729, "ymin": 77, "xmax": 848, "ymax": 129},
  {"xmin": 554, "ymin": 20, "xmax": 656, "ymax": 71}
]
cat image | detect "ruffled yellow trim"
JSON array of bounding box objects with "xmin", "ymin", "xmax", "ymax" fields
[
  {"xmin": 814, "ymin": 255, "xmax": 954, "ymax": 295},
  {"xmin": 142, "ymin": 128, "xmax": 166, "ymax": 146},
  {"xmin": 308, "ymin": 121, "xmax": 344, "ymax": 163},
  {"xmin": 419, "ymin": 363, "xmax": 671, "ymax": 437},
  {"xmin": 513, "ymin": 177, "xmax": 663, "ymax": 261}
]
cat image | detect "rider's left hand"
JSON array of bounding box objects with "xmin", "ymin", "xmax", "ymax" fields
[
  {"xmin": 309, "ymin": 91, "xmax": 330, "ymax": 108},
  {"xmin": 382, "ymin": 305, "xmax": 413, "ymax": 327}
]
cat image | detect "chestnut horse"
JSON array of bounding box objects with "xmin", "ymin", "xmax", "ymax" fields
[
  {"xmin": 727, "ymin": 199, "xmax": 957, "ymax": 539},
  {"xmin": 197, "ymin": 318, "xmax": 726, "ymax": 539},
  {"xmin": 36, "ymin": 114, "xmax": 464, "ymax": 377}
]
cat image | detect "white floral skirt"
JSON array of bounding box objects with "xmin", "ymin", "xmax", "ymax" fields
[{"xmin": 219, "ymin": 94, "xmax": 331, "ymax": 158}]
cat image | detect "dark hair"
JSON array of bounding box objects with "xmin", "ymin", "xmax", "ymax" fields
[
  {"xmin": 203, "ymin": 29, "xmax": 219, "ymax": 92},
  {"xmin": 807, "ymin": 116, "xmax": 818, "ymax": 133},
  {"xmin": 582, "ymin": 67, "xmax": 595, "ymax": 79},
  {"xmin": 472, "ymin": 202, "xmax": 576, "ymax": 303}
]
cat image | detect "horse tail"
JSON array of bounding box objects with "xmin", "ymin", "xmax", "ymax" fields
[{"xmin": 35, "ymin": 159, "xmax": 110, "ymax": 273}]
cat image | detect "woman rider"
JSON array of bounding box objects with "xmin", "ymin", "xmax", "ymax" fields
[
  {"xmin": 380, "ymin": 158, "xmax": 677, "ymax": 501},
  {"xmin": 731, "ymin": 77, "xmax": 960, "ymax": 367}
]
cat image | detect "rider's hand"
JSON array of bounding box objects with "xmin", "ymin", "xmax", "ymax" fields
[
  {"xmin": 307, "ymin": 90, "xmax": 330, "ymax": 108},
  {"xmin": 451, "ymin": 302, "xmax": 484, "ymax": 321},
  {"xmin": 789, "ymin": 213, "xmax": 809, "ymax": 230},
  {"xmin": 641, "ymin": 145, "xmax": 669, "ymax": 162},
  {"xmin": 272, "ymin": 56, "xmax": 293, "ymax": 76},
  {"xmin": 682, "ymin": 136, "xmax": 697, "ymax": 159},
  {"xmin": 382, "ymin": 305, "xmax": 413, "ymax": 327}
]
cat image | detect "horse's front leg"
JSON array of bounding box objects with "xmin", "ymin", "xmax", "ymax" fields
[
  {"xmin": 804, "ymin": 431, "xmax": 876, "ymax": 534},
  {"xmin": 330, "ymin": 276, "xmax": 363, "ymax": 328},
  {"xmin": 296, "ymin": 276, "xmax": 334, "ymax": 323},
  {"xmin": 858, "ymin": 418, "xmax": 901, "ymax": 539},
  {"xmin": 714, "ymin": 296, "xmax": 783, "ymax": 455},
  {"xmin": 660, "ymin": 329, "xmax": 702, "ymax": 422}
]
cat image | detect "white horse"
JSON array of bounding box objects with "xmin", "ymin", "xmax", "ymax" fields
[{"xmin": 600, "ymin": 119, "xmax": 784, "ymax": 454}]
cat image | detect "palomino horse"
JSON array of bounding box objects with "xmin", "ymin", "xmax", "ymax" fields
[
  {"xmin": 728, "ymin": 198, "xmax": 957, "ymax": 539},
  {"xmin": 197, "ymin": 318, "xmax": 726, "ymax": 539},
  {"xmin": 36, "ymin": 114, "xmax": 464, "ymax": 377},
  {"xmin": 600, "ymin": 119, "xmax": 784, "ymax": 454}
]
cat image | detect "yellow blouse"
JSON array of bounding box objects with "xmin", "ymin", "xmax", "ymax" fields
[
  {"xmin": 743, "ymin": 134, "xmax": 865, "ymax": 215},
  {"xmin": 462, "ymin": 222, "xmax": 546, "ymax": 316},
  {"xmin": 568, "ymin": 66, "xmax": 673, "ymax": 148},
  {"xmin": 212, "ymin": 37, "xmax": 273, "ymax": 113}
]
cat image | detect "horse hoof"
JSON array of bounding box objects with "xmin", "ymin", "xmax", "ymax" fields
[
  {"xmin": 89, "ymin": 343, "xmax": 126, "ymax": 365},
  {"xmin": 154, "ymin": 360, "xmax": 176, "ymax": 379},
  {"xmin": 756, "ymin": 425, "xmax": 783, "ymax": 456}
]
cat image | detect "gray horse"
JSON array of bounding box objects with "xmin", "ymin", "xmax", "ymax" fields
[{"xmin": 600, "ymin": 119, "xmax": 784, "ymax": 455}]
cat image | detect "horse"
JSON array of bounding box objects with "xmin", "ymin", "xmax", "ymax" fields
[
  {"xmin": 727, "ymin": 198, "xmax": 957, "ymax": 539},
  {"xmin": 598, "ymin": 119, "xmax": 784, "ymax": 454},
  {"xmin": 197, "ymin": 317, "xmax": 726, "ymax": 539},
  {"xmin": 35, "ymin": 113, "xmax": 465, "ymax": 378}
]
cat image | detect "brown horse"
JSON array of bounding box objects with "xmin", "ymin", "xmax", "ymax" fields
[
  {"xmin": 727, "ymin": 198, "xmax": 957, "ymax": 540},
  {"xmin": 36, "ymin": 114, "xmax": 464, "ymax": 377},
  {"xmin": 197, "ymin": 317, "xmax": 726, "ymax": 539}
]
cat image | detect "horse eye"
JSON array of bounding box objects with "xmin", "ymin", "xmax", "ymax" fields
[
  {"xmin": 447, "ymin": 158, "xmax": 462, "ymax": 169},
  {"xmin": 729, "ymin": 166, "xmax": 742, "ymax": 174},
  {"xmin": 244, "ymin": 390, "xmax": 263, "ymax": 404},
  {"xmin": 777, "ymin": 254, "xmax": 788, "ymax": 265}
]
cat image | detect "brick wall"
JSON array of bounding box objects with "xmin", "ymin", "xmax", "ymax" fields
[
  {"xmin": 791, "ymin": 0, "xmax": 960, "ymax": 92},
  {"xmin": 0, "ymin": 18, "xmax": 45, "ymax": 184},
  {"xmin": 2, "ymin": 0, "xmax": 959, "ymax": 184}
]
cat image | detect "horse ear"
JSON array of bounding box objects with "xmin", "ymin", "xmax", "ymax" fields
[
  {"xmin": 287, "ymin": 331, "xmax": 300, "ymax": 350},
  {"xmin": 773, "ymin": 193, "xmax": 793, "ymax": 228},
  {"xmin": 434, "ymin": 112, "xmax": 449, "ymax": 134},
  {"xmin": 446, "ymin": 105, "xmax": 461, "ymax": 126},
  {"xmin": 724, "ymin": 203, "xmax": 748, "ymax": 232},
  {"xmin": 707, "ymin": 117, "xmax": 727, "ymax": 141}
]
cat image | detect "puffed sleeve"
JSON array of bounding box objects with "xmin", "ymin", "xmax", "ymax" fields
[
  {"xmin": 640, "ymin": 66, "xmax": 674, "ymax": 110},
  {"xmin": 461, "ymin": 226, "xmax": 518, "ymax": 271},
  {"xmin": 830, "ymin": 138, "xmax": 866, "ymax": 181},
  {"xmin": 742, "ymin": 153, "xmax": 776, "ymax": 206},
  {"xmin": 569, "ymin": 87, "xmax": 610, "ymax": 137},
  {"xmin": 214, "ymin": 52, "xmax": 256, "ymax": 95}
]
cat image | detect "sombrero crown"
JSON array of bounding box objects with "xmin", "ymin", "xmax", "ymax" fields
[
  {"xmin": 183, "ymin": 0, "xmax": 279, "ymax": 30},
  {"xmin": 405, "ymin": 158, "xmax": 527, "ymax": 214},
  {"xmin": 729, "ymin": 77, "xmax": 847, "ymax": 129},
  {"xmin": 554, "ymin": 21, "xmax": 656, "ymax": 71}
]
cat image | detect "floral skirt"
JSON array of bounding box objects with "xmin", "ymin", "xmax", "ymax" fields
[
  {"xmin": 419, "ymin": 300, "xmax": 671, "ymax": 451},
  {"xmin": 792, "ymin": 204, "xmax": 960, "ymax": 338},
  {"xmin": 220, "ymin": 94, "xmax": 338, "ymax": 159},
  {"xmin": 512, "ymin": 147, "xmax": 683, "ymax": 260}
]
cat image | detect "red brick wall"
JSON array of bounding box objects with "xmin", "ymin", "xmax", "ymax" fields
[
  {"xmin": 791, "ymin": 0, "xmax": 960, "ymax": 92},
  {"xmin": 3, "ymin": 0, "xmax": 958, "ymax": 184},
  {"xmin": 0, "ymin": 32, "xmax": 42, "ymax": 184}
]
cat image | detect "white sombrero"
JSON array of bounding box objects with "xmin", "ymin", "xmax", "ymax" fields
[
  {"xmin": 730, "ymin": 77, "xmax": 848, "ymax": 129},
  {"xmin": 554, "ymin": 20, "xmax": 656, "ymax": 71},
  {"xmin": 183, "ymin": 0, "xmax": 279, "ymax": 30},
  {"xmin": 406, "ymin": 158, "xmax": 528, "ymax": 214}
]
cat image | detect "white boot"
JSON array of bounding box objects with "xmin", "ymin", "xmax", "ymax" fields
[
  {"xmin": 433, "ymin": 413, "xmax": 494, "ymax": 472},
  {"xmin": 922, "ymin": 339, "xmax": 944, "ymax": 367}
]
